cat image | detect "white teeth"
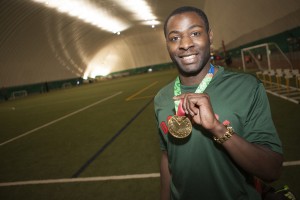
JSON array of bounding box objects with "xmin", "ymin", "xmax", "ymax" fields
[{"xmin": 182, "ymin": 55, "xmax": 195, "ymax": 60}]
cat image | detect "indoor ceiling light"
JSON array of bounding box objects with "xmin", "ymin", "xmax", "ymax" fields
[
  {"xmin": 113, "ymin": 0, "xmax": 159, "ymax": 26},
  {"xmin": 143, "ymin": 19, "xmax": 160, "ymax": 26},
  {"xmin": 31, "ymin": 0, "xmax": 130, "ymax": 33}
]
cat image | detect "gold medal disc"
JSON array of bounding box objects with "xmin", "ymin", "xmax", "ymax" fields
[{"xmin": 168, "ymin": 115, "xmax": 192, "ymax": 138}]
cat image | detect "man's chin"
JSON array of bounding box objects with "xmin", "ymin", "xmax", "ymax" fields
[{"xmin": 178, "ymin": 67, "xmax": 202, "ymax": 77}]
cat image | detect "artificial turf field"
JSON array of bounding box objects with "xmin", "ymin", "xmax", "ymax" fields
[{"xmin": 0, "ymin": 68, "xmax": 299, "ymax": 199}]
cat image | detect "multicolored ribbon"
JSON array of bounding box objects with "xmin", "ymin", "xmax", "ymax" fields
[{"xmin": 174, "ymin": 64, "xmax": 215, "ymax": 115}]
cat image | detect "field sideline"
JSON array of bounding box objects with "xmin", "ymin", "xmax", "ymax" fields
[{"xmin": 0, "ymin": 68, "xmax": 299, "ymax": 199}]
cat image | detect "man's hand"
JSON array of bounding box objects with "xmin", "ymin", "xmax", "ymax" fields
[{"xmin": 173, "ymin": 93, "xmax": 220, "ymax": 131}]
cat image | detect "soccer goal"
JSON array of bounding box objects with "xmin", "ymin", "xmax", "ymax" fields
[
  {"xmin": 11, "ymin": 90, "xmax": 28, "ymax": 99},
  {"xmin": 241, "ymin": 43, "xmax": 293, "ymax": 72},
  {"xmin": 62, "ymin": 82, "xmax": 72, "ymax": 89}
]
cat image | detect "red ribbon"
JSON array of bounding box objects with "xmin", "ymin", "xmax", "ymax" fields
[{"xmin": 176, "ymin": 99, "xmax": 185, "ymax": 116}]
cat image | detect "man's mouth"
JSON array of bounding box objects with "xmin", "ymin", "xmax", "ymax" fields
[{"xmin": 179, "ymin": 54, "xmax": 198, "ymax": 64}]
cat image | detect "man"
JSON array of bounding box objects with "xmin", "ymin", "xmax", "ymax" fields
[{"xmin": 154, "ymin": 6, "xmax": 283, "ymax": 200}]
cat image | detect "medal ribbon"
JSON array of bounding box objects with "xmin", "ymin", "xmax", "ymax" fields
[{"xmin": 174, "ymin": 64, "xmax": 215, "ymax": 115}]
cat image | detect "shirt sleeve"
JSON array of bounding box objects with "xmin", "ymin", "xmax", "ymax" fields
[
  {"xmin": 244, "ymin": 82, "xmax": 283, "ymax": 154},
  {"xmin": 154, "ymin": 93, "xmax": 167, "ymax": 151},
  {"xmin": 159, "ymin": 129, "xmax": 167, "ymax": 151}
]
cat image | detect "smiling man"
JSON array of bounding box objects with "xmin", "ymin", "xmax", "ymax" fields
[{"xmin": 154, "ymin": 6, "xmax": 283, "ymax": 200}]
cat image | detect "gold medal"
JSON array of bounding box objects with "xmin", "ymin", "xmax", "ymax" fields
[
  {"xmin": 169, "ymin": 65, "xmax": 214, "ymax": 139},
  {"xmin": 168, "ymin": 115, "xmax": 192, "ymax": 138}
]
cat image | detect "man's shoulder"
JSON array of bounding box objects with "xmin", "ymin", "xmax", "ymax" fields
[
  {"xmin": 154, "ymin": 80, "xmax": 175, "ymax": 105},
  {"xmin": 218, "ymin": 66, "xmax": 261, "ymax": 85}
]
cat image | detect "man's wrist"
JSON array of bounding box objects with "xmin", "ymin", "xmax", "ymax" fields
[{"xmin": 213, "ymin": 125, "xmax": 234, "ymax": 144}]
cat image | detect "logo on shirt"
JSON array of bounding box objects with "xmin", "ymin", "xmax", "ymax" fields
[
  {"xmin": 215, "ymin": 114, "xmax": 231, "ymax": 126},
  {"xmin": 160, "ymin": 115, "xmax": 173, "ymax": 134}
]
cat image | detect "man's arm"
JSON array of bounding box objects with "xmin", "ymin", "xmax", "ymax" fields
[
  {"xmin": 174, "ymin": 93, "xmax": 283, "ymax": 182},
  {"xmin": 219, "ymin": 126, "xmax": 283, "ymax": 182},
  {"xmin": 160, "ymin": 151, "xmax": 171, "ymax": 200}
]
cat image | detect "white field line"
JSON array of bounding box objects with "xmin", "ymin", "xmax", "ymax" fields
[
  {"xmin": 283, "ymin": 160, "xmax": 300, "ymax": 166},
  {"xmin": 0, "ymin": 173, "xmax": 160, "ymax": 187},
  {"xmin": 0, "ymin": 91, "xmax": 123, "ymax": 147},
  {"xmin": 125, "ymin": 81, "xmax": 158, "ymax": 101},
  {"xmin": 0, "ymin": 160, "xmax": 299, "ymax": 187}
]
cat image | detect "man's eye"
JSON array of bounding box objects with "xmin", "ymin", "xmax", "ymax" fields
[
  {"xmin": 169, "ymin": 36, "xmax": 180, "ymax": 42},
  {"xmin": 191, "ymin": 32, "xmax": 201, "ymax": 37}
]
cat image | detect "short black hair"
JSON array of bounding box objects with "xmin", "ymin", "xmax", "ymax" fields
[{"xmin": 163, "ymin": 6, "xmax": 210, "ymax": 37}]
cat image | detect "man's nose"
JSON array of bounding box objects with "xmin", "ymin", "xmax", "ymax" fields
[{"xmin": 179, "ymin": 36, "xmax": 194, "ymax": 50}]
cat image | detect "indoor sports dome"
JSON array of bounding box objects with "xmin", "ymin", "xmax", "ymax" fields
[
  {"xmin": 0, "ymin": 0, "xmax": 299, "ymax": 98},
  {"xmin": 1, "ymin": 1, "xmax": 300, "ymax": 199}
]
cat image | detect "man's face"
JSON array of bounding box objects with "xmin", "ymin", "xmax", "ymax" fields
[{"xmin": 166, "ymin": 12, "xmax": 212, "ymax": 76}]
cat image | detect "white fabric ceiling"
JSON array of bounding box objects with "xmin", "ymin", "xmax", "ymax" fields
[{"xmin": 0, "ymin": 0, "xmax": 299, "ymax": 87}]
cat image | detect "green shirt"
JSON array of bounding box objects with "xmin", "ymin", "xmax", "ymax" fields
[{"xmin": 154, "ymin": 66, "xmax": 282, "ymax": 200}]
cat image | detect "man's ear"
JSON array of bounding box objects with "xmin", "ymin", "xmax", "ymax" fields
[{"xmin": 209, "ymin": 29, "xmax": 213, "ymax": 45}]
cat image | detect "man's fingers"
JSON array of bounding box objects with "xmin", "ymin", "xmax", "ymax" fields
[
  {"xmin": 173, "ymin": 93, "xmax": 211, "ymax": 117},
  {"xmin": 184, "ymin": 94, "xmax": 198, "ymax": 116},
  {"xmin": 173, "ymin": 93, "xmax": 186, "ymax": 100}
]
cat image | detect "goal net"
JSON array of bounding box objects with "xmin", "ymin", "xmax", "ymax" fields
[
  {"xmin": 11, "ymin": 90, "xmax": 28, "ymax": 99},
  {"xmin": 62, "ymin": 82, "xmax": 72, "ymax": 89},
  {"xmin": 241, "ymin": 43, "xmax": 293, "ymax": 72}
]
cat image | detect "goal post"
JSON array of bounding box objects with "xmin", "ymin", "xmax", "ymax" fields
[
  {"xmin": 11, "ymin": 90, "xmax": 28, "ymax": 99},
  {"xmin": 241, "ymin": 43, "xmax": 293, "ymax": 72},
  {"xmin": 62, "ymin": 82, "xmax": 72, "ymax": 89}
]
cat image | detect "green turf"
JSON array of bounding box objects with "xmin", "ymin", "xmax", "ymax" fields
[
  {"xmin": 0, "ymin": 68, "xmax": 299, "ymax": 199},
  {"xmin": 267, "ymin": 94, "xmax": 300, "ymax": 197},
  {"xmin": 0, "ymin": 179, "xmax": 160, "ymax": 200}
]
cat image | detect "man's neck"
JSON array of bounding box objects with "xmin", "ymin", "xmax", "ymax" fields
[{"xmin": 179, "ymin": 64, "xmax": 211, "ymax": 86}]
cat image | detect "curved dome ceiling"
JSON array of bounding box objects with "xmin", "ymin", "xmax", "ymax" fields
[{"xmin": 0, "ymin": 0, "xmax": 299, "ymax": 87}]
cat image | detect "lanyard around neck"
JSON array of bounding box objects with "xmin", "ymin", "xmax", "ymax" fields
[{"xmin": 174, "ymin": 64, "xmax": 215, "ymax": 114}]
